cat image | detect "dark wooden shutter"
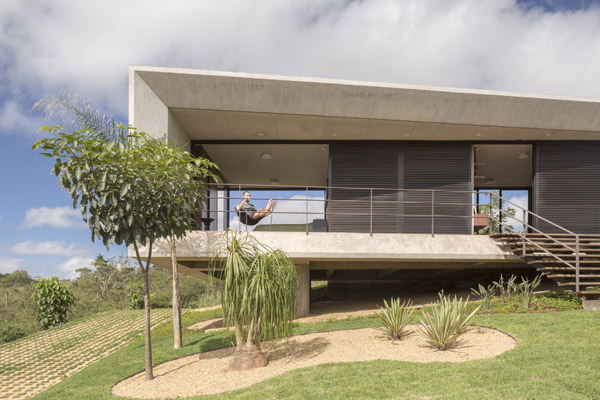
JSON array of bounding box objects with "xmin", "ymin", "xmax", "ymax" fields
[
  {"xmin": 328, "ymin": 143, "xmax": 399, "ymax": 233},
  {"xmin": 535, "ymin": 142, "xmax": 600, "ymax": 234},
  {"xmin": 402, "ymin": 143, "xmax": 471, "ymax": 234}
]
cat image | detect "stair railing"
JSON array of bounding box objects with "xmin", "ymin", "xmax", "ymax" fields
[{"xmin": 487, "ymin": 191, "xmax": 580, "ymax": 292}]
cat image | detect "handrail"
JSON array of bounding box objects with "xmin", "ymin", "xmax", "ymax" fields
[
  {"xmin": 487, "ymin": 192, "xmax": 580, "ymax": 292},
  {"xmin": 202, "ymin": 182, "xmax": 581, "ymax": 292}
]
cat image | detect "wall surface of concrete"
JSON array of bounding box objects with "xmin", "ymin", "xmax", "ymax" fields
[{"xmin": 130, "ymin": 231, "xmax": 520, "ymax": 264}]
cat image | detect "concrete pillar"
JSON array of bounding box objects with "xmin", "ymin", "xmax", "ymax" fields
[{"xmin": 295, "ymin": 263, "xmax": 310, "ymax": 318}]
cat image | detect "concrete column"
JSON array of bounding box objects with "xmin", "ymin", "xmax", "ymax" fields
[{"xmin": 295, "ymin": 263, "xmax": 310, "ymax": 318}]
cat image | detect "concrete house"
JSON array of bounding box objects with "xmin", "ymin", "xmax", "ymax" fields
[{"xmin": 129, "ymin": 66, "xmax": 600, "ymax": 316}]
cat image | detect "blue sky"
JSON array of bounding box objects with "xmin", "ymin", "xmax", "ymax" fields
[{"xmin": 1, "ymin": 0, "xmax": 600, "ymax": 278}]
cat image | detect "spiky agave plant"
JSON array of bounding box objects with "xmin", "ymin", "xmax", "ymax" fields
[
  {"xmin": 219, "ymin": 230, "xmax": 298, "ymax": 371},
  {"xmin": 470, "ymin": 283, "xmax": 497, "ymax": 310},
  {"xmin": 377, "ymin": 298, "xmax": 414, "ymax": 340},
  {"xmin": 418, "ymin": 294, "xmax": 480, "ymax": 351},
  {"xmin": 518, "ymin": 274, "xmax": 542, "ymax": 309}
]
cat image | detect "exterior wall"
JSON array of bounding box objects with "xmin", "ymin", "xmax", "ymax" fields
[
  {"xmin": 534, "ymin": 141, "xmax": 600, "ymax": 234},
  {"xmin": 328, "ymin": 143, "xmax": 399, "ymax": 233},
  {"xmin": 328, "ymin": 142, "xmax": 472, "ymax": 234},
  {"xmin": 402, "ymin": 142, "xmax": 472, "ymax": 234}
]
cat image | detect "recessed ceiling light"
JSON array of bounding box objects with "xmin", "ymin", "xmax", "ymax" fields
[
  {"xmin": 261, "ymin": 153, "xmax": 272, "ymax": 160},
  {"xmin": 546, "ymin": 133, "xmax": 553, "ymax": 137},
  {"xmin": 331, "ymin": 132, "xmax": 338, "ymax": 137},
  {"xmin": 475, "ymin": 133, "xmax": 482, "ymax": 137},
  {"xmin": 518, "ymin": 152, "xmax": 530, "ymax": 160},
  {"xmin": 404, "ymin": 133, "xmax": 410, "ymax": 137},
  {"xmin": 484, "ymin": 178, "xmax": 494, "ymax": 184},
  {"xmin": 270, "ymin": 179, "xmax": 279, "ymax": 185},
  {"xmin": 257, "ymin": 132, "xmax": 264, "ymax": 137}
]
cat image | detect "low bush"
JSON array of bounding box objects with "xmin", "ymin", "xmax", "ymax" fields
[
  {"xmin": 0, "ymin": 322, "xmax": 27, "ymax": 343},
  {"xmin": 493, "ymin": 274, "xmax": 518, "ymax": 302},
  {"xmin": 377, "ymin": 298, "xmax": 413, "ymax": 340},
  {"xmin": 517, "ymin": 275, "xmax": 542, "ymax": 309},
  {"xmin": 470, "ymin": 283, "xmax": 496, "ymax": 310},
  {"xmin": 418, "ymin": 294, "xmax": 479, "ymax": 350}
]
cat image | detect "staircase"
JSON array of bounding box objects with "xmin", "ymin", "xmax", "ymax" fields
[{"xmin": 491, "ymin": 233, "xmax": 600, "ymax": 297}]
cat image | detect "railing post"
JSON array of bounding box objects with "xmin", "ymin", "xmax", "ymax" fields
[
  {"xmin": 370, "ymin": 189, "xmax": 373, "ymax": 237},
  {"xmin": 488, "ymin": 193, "xmax": 493, "ymax": 234},
  {"xmin": 431, "ymin": 191, "xmax": 435, "ymax": 237},
  {"xmin": 522, "ymin": 209, "xmax": 526, "ymax": 256},
  {"xmin": 575, "ymin": 234, "xmax": 580, "ymax": 294},
  {"xmin": 306, "ymin": 186, "xmax": 309, "ymax": 235},
  {"xmin": 238, "ymin": 184, "xmax": 242, "ymax": 232}
]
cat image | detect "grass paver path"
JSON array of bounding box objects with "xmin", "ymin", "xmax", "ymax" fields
[{"xmin": 0, "ymin": 309, "xmax": 172, "ymax": 400}]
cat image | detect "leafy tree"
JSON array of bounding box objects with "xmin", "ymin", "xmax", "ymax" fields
[
  {"xmin": 215, "ymin": 230, "xmax": 298, "ymax": 371},
  {"xmin": 477, "ymin": 190, "xmax": 518, "ymax": 233},
  {"xmin": 31, "ymin": 277, "xmax": 75, "ymax": 329},
  {"xmin": 32, "ymin": 96, "xmax": 215, "ymax": 380}
]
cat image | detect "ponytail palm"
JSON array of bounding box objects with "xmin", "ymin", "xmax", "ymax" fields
[{"xmin": 218, "ymin": 230, "xmax": 298, "ymax": 371}]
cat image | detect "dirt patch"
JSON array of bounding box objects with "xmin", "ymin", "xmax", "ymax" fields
[{"xmin": 112, "ymin": 326, "xmax": 516, "ymax": 398}]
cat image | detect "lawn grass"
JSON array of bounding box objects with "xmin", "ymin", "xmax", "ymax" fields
[{"xmin": 31, "ymin": 307, "xmax": 600, "ymax": 400}]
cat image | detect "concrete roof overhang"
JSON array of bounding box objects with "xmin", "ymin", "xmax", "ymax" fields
[
  {"xmin": 130, "ymin": 65, "xmax": 600, "ymax": 143},
  {"xmin": 129, "ymin": 66, "xmax": 600, "ymax": 185}
]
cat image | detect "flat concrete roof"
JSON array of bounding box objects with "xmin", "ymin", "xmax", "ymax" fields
[{"xmin": 130, "ymin": 65, "xmax": 600, "ymax": 143}]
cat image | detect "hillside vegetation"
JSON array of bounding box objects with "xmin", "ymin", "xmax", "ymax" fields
[{"xmin": 0, "ymin": 255, "xmax": 219, "ymax": 343}]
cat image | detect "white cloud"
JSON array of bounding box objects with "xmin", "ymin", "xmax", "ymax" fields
[
  {"xmin": 1, "ymin": 0, "xmax": 600, "ymax": 130},
  {"xmin": 506, "ymin": 194, "xmax": 529, "ymax": 232},
  {"xmin": 0, "ymin": 256, "xmax": 26, "ymax": 273},
  {"xmin": 11, "ymin": 240, "xmax": 92, "ymax": 257},
  {"xmin": 23, "ymin": 206, "xmax": 85, "ymax": 229},
  {"xmin": 230, "ymin": 194, "xmax": 325, "ymax": 230},
  {"xmin": 55, "ymin": 256, "xmax": 95, "ymax": 277}
]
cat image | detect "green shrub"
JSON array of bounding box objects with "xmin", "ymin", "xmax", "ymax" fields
[
  {"xmin": 418, "ymin": 294, "xmax": 479, "ymax": 350},
  {"xmin": 31, "ymin": 277, "xmax": 75, "ymax": 329},
  {"xmin": 517, "ymin": 275, "xmax": 542, "ymax": 309},
  {"xmin": 470, "ymin": 283, "xmax": 496, "ymax": 310},
  {"xmin": 493, "ymin": 274, "xmax": 518, "ymax": 302},
  {"xmin": 149, "ymin": 290, "xmax": 172, "ymax": 309},
  {"xmin": 377, "ymin": 298, "xmax": 413, "ymax": 340},
  {"xmin": 0, "ymin": 322, "xmax": 27, "ymax": 343},
  {"xmin": 126, "ymin": 283, "xmax": 144, "ymax": 310}
]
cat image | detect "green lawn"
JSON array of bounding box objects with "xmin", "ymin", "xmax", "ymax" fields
[{"xmin": 31, "ymin": 307, "xmax": 600, "ymax": 400}]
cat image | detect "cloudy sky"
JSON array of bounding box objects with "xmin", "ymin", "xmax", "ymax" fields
[{"xmin": 1, "ymin": 0, "xmax": 599, "ymax": 277}]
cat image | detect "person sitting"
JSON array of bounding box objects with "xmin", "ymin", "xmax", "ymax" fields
[{"xmin": 235, "ymin": 191, "xmax": 276, "ymax": 226}]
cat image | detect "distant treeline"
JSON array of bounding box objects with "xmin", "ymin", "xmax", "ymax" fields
[{"xmin": 0, "ymin": 255, "xmax": 220, "ymax": 343}]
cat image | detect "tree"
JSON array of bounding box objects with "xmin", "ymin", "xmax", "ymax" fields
[
  {"xmin": 31, "ymin": 277, "xmax": 75, "ymax": 329},
  {"xmin": 32, "ymin": 96, "xmax": 216, "ymax": 379},
  {"xmin": 477, "ymin": 190, "xmax": 517, "ymax": 233},
  {"xmin": 215, "ymin": 230, "xmax": 298, "ymax": 371}
]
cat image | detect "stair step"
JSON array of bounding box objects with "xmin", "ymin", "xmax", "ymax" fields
[
  {"xmin": 557, "ymin": 282, "xmax": 600, "ymax": 287},
  {"xmin": 547, "ymin": 274, "xmax": 600, "ymax": 279},
  {"xmin": 491, "ymin": 233, "xmax": 600, "ymax": 237},
  {"xmin": 512, "ymin": 249, "xmax": 600, "ymax": 254},
  {"xmin": 537, "ymin": 266, "xmax": 600, "ymax": 272},
  {"xmin": 577, "ymin": 291, "xmax": 600, "ymax": 295},
  {"xmin": 501, "ymin": 240, "xmax": 600, "ymax": 246},
  {"xmin": 528, "ymin": 260, "xmax": 600, "ymax": 265}
]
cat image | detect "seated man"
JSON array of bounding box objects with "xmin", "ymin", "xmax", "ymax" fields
[{"xmin": 235, "ymin": 191, "xmax": 276, "ymax": 226}]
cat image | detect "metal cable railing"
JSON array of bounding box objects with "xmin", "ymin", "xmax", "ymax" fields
[{"xmin": 197, "ymin": 182, "xmax": 585, "ymax": 291}]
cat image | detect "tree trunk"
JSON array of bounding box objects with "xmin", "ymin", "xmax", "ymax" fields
[
  {"xmin": 226, "ymin": 317, "xmax": 268, "ymax": 372},
  {"xmin": 134, "ymin": 241, "xmax": 154, "ymax": 381},
  {"xmin": 170, "ymin": 237, "xmax": 182, "ymax": 349},
  {"xmin": 226, "ymin": 342, "xmax": 268, "ymax": 371}
]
